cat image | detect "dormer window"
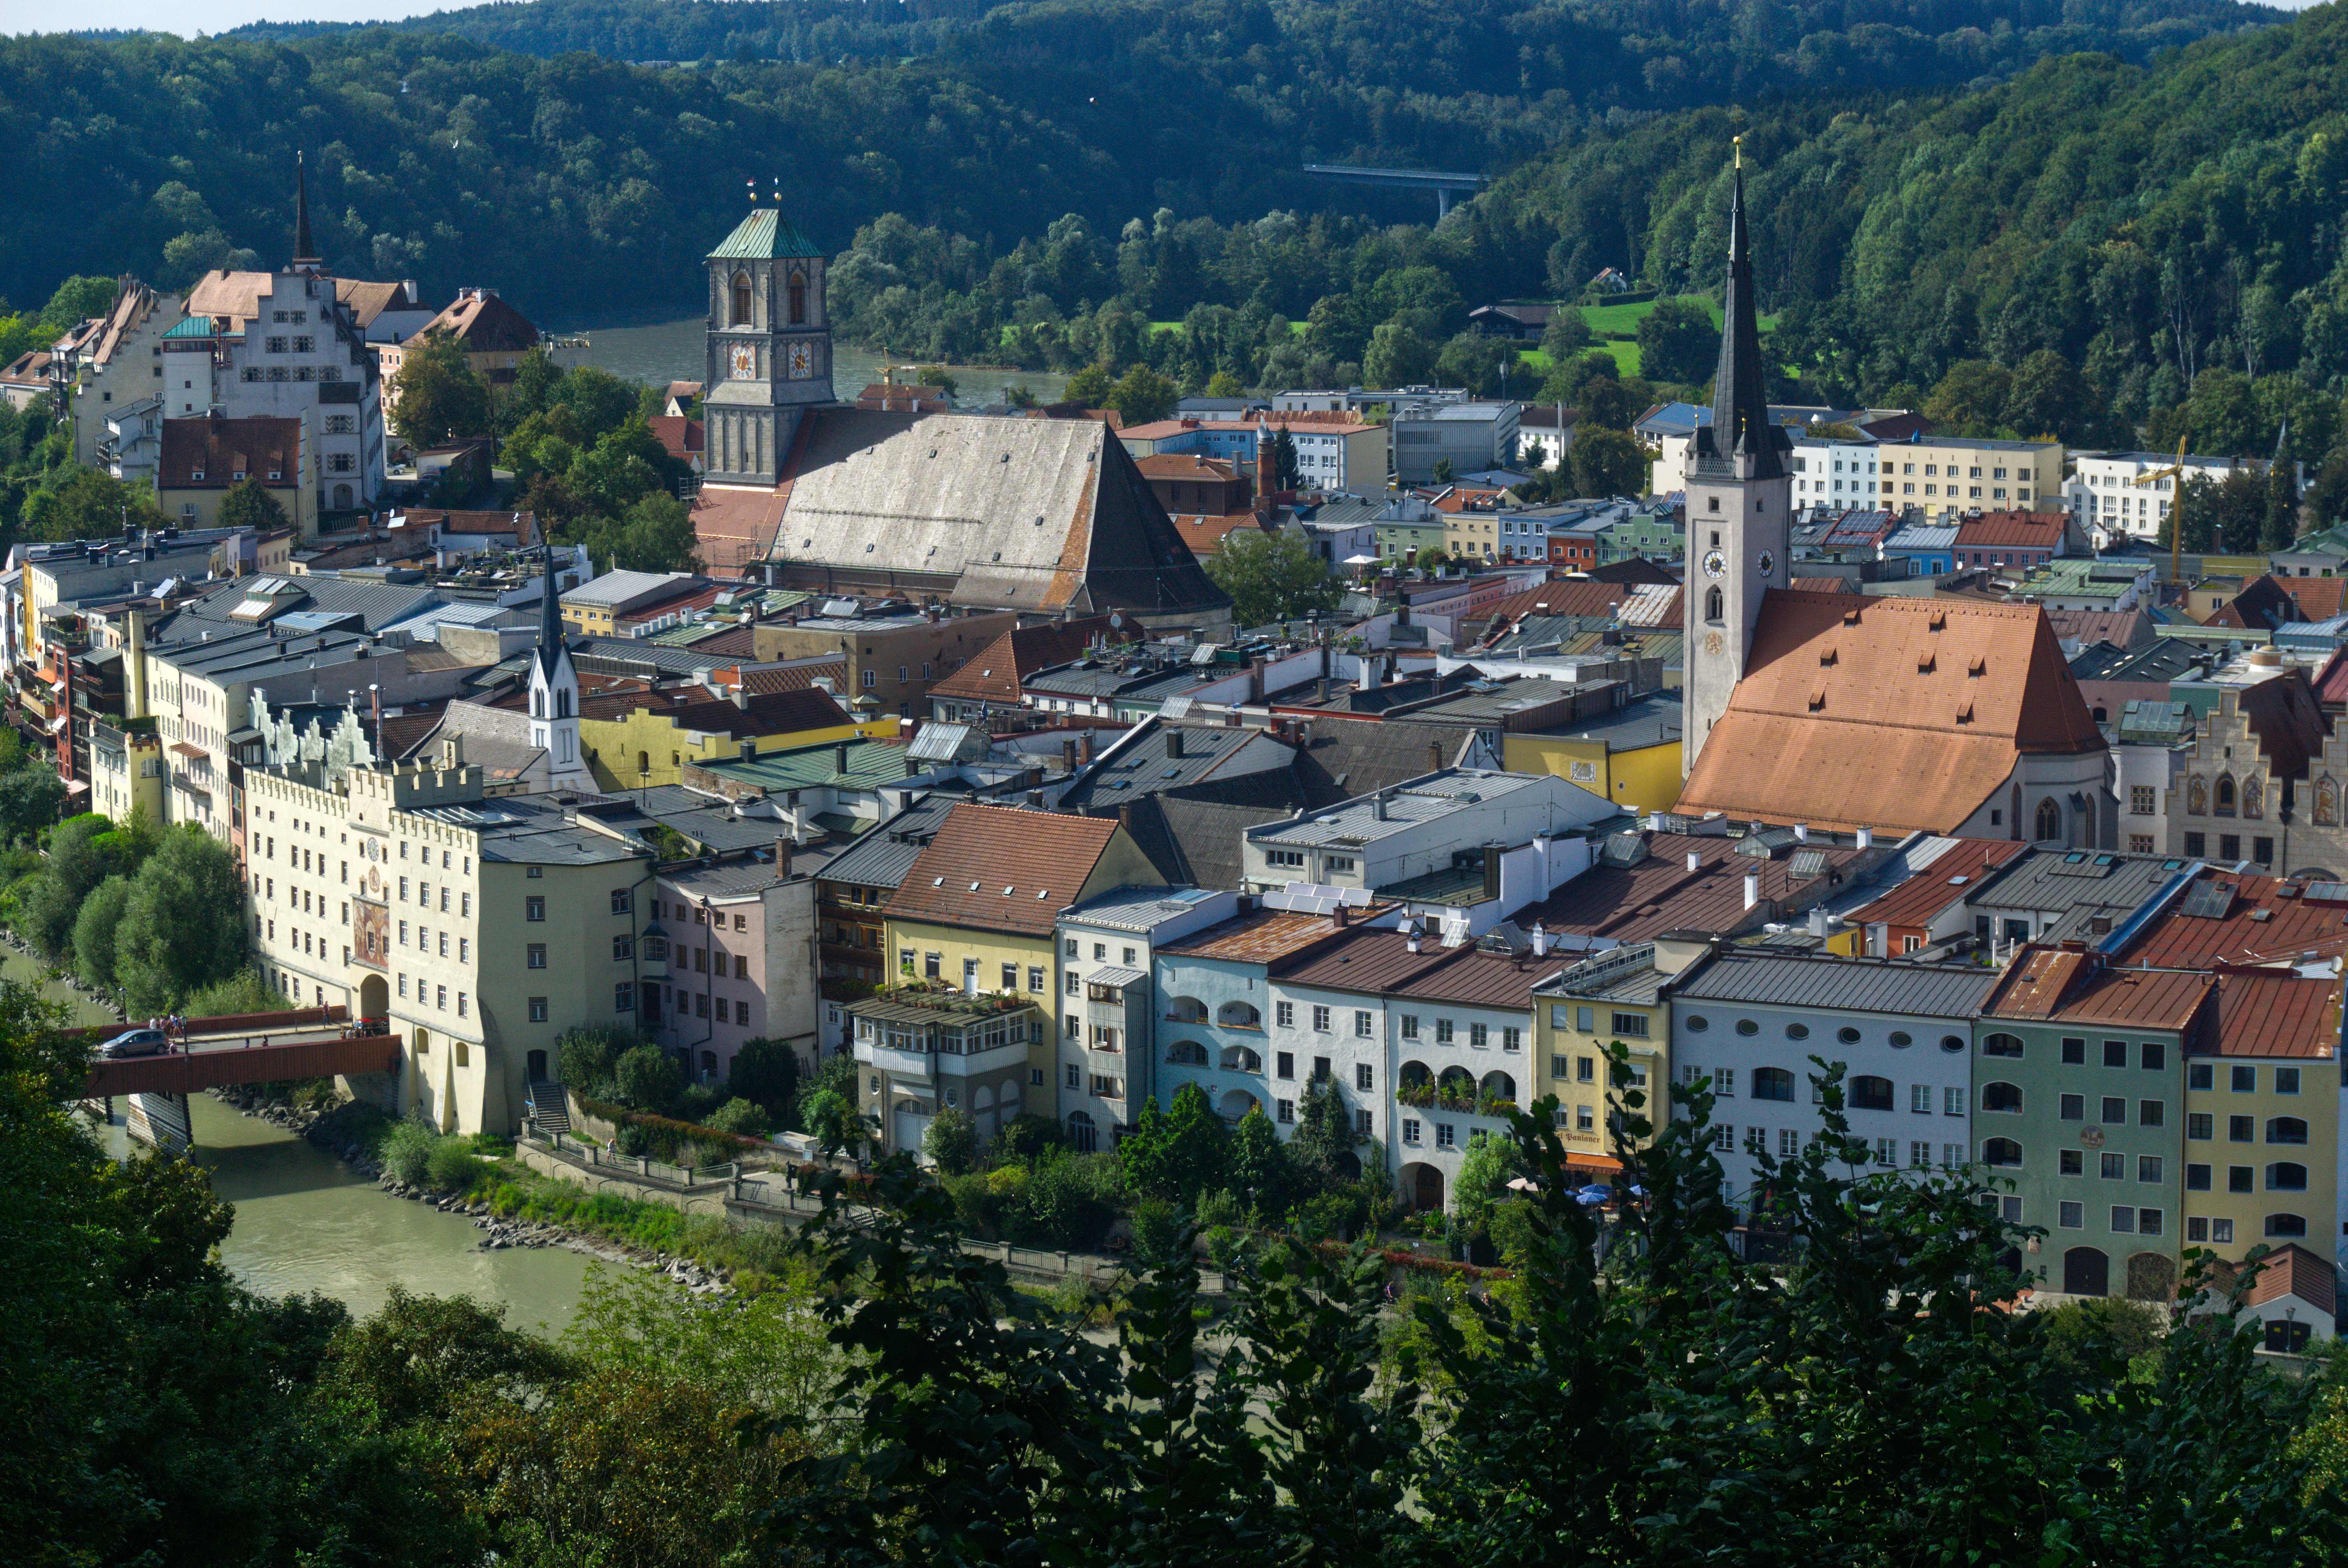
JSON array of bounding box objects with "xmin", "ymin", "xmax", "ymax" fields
[
  {"xmin": 231, "ymin": 470, "xmax": 245, "ymax": 480},
  {"xmin": 190, "ymin": 470, "xmax": 205, "ymax": 480}
]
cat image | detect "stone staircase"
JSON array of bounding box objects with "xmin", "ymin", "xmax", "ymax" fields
[{"xmin": 527, "ymin": 1080, "xmax": 571, "ymax": 1135}]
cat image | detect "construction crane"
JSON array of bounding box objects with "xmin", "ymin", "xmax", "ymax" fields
[{"xmin": 2133, "ymin": 434, "xmax": 2193, "ymax": 588}]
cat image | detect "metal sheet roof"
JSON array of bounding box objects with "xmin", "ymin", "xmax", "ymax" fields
[{"xmin": 1670, "ymin": 950, "xmax": 2001, "ymax": 1017}]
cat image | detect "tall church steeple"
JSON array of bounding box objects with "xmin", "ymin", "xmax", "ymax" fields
[
  {"xmin": 1703, "ymin": 149, "xmax": 1782, "ymax": 482},
  {"xmin": 293, "ymin": 152, "xmax": 320, "ymax": 270},
  {"xmin": 528, "ymin": 544, "xmax": 589, "ymax": 789},
  {"xmin": 1682, "ymin": 138, "xmax": 1795, "ymax": 781},
  {"xmin": 702, "ymin": 203, "xmax": 835, "ymax": 487}
]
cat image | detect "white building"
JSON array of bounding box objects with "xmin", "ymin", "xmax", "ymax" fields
[
  {"xmin": 1056, "ymin": 885, "xmax": 1241, "ymax": 1149},
  {"xmin": 1239, "ymin": 768, "xmax": 1621, "ymax": 900},
  {"xmin": 2069, "ymin": 450, "xmax": 2238, "ymax": 543},
  {"xmin": 1665, "ymin": 949, "xmax": 2002, "ymax": 1220}
]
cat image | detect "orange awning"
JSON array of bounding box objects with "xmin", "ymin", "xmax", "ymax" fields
[{"xmin": 1563, "ymin": 1151, "xmax": 1625, "ymax": 1174}]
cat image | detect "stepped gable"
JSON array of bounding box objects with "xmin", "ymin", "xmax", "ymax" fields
[{"xmin": 1678, "ymin": 589, "xmax": 2103, "ymax": 835}]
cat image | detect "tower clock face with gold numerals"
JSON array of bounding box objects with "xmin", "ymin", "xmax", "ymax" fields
[
  {"xmin": 787, "ymin": 340, "xmax": 813, "ymax": 379},
  {"xmin": 727, "ymin": 343, "xmax": 757, "ymax": 380}
]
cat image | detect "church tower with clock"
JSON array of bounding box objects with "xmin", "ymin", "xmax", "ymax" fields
[
  {"xmin": 1682, "ymin": 144, "xmax": 1793, "ymax": 780},
  {"xmin": 702, "ymin": 208, "xmax": 836, "ymax": 487}
]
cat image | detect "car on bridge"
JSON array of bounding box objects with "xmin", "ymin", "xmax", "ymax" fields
[{"xmin": 98, "ymin": 1028, "xmax": 170, "ymax": 1058}]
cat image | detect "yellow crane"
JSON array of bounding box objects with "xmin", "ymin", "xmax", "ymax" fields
[{"xmin": 2132, "ymin": 434, "xmax": 2192, "ymax": 588}]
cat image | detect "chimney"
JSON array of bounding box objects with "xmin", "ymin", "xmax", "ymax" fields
[
  {"xmin": 1482, "ymin": 846, "xmax": 1501, "ymax": 902},
  {"xmin": 1026, "ymin": 788, "xmax": 1045, "ymax": 808},
  {"xmin": 1531, "ymin": 922, "xmax": 1548, "ymax": 957},
  {"xmin": 1256, "ymin": 419, "xmax": 1276, "ymax": 499},
  {"xmin": 1079, "ymin": 732, "xmax": 1095, "ymax": 765},
  {"xmin": 1062, "ymin": 738, "xmax": 1077, "ymax": 772},
  {"xmin": 774, "ymin": 835, "xmax": 794, "ymax": 879},
  {"xmin": 1372, "ymin": 789, "xmax": 1388, "ymax": 822},
  {"xmin": 1166, "ymin": 727, "xmax": 1184, "ymax": 760},
  {"xmin": 1793, "ymin": 824, "xmax": 1809, "ymax": 843},
  {"xmin": 834, "ymin": 742, "xmax": 849, "ymax": 775},
  {"xmin": 1429, "ymin": 740, "xmax": 1444, "ymax": 774},
  {"xmin": 1857, "ymin": 826, "xmax": 1873, "ymax": 849},
  {"xmin": 730, "ymin": 684, "xmax": 748, "ymax": 710},
  {"xmin": 442, "ymin": 733, "xmax": 464, "ymax": 770},
  {"xmin": 740, "ymin": 738, "xmax": 758, "ymax": 762},
  {"xmin": 1809, "ymin": 906, "xmax": 1829, "ymax": 939},
  {"xmin": 1743, "ymin": 872, "xmax": 1761, "ymax": 911},
  {"xmin": 1687, "ymin": 850, "xmax": 1702, "ymax": 872},
  {"xmin": 1330, "ymin": 901, "xmax": 1348, "ymax": 930}
]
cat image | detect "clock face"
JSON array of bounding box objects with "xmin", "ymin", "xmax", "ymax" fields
[
  {"xmin": 787, "ymin": 340, "xmax": 813, "ymax": 379},
  {"xmin": 727, "ymin": 343, "xmax": 757, "ymax": 380},
  {"xmin": 1757, "ymin": 550, "xmax": 1776, "ymax": 576},
  {"xmin": 1701, "ymin": 549, "xmax": 1726, "ymax": 579}
]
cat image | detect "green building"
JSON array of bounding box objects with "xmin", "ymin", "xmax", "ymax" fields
[{"xmin": 1978, "ymin": 946, "xmax": 2208, "ymax": 1302}]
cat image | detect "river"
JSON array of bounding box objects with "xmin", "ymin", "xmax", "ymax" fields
[
  {"xmin": 22, "ymin": 949, "xmax": 593, "ymax": 1333},
  {"xmin": 553, "ymin": 313, "xmax": 1069, "ymax": 410}
]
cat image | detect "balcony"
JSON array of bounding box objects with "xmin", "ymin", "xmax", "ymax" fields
[{"xmin": 856, "ymin": 1041, "xmax": 935, "ymax": 1079}]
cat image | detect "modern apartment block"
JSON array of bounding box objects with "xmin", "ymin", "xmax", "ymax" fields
[{"xmin": 1055, "ymin": 886, "xmax": 1241, "ymax": 1151}]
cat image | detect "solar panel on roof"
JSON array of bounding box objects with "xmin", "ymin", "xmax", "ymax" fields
[
  {"xmin": 2298, "ymin": 881, "xmax": 2348, "ymax": 905},
  {"xmin": 1789, "ymin": 849, "xmax": 1829, "ymax": 879},
  {"xmin": 2177, "ymin": 882, "xmax": 2237, "ymax": 920}
]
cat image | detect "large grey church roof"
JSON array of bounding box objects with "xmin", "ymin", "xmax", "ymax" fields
[{"xmin": 770, "ymin": 411, "xmax": 1227, "ymax": 618}]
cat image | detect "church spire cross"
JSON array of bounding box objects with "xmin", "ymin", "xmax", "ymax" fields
[
  {"xmin": 1703, "ymin": 148, "xmax": 1785, "ymax": 482},
  {"xmin": 536, "ymin": 544, "xmax": 567, "ymax": 677},
  {"xmin": 293, "ymin": 151, "xmax": 319, "ymax": 268}
]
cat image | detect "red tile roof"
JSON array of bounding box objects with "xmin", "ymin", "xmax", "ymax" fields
[
  {"xmin": 1510, "ymin": 831, "xmax": 1871, "ymax": 944},
  {"xmin": 1952, "ymin": 511, "xmax": 2066, "ymax": 551},
  {"xmin": 883, "ymin": 802, "xmax": 1130, "ymax": 936},
  {"xmin": 647, "ymin": 416, "xmax": 704, "ymax": 463},
  {"xmin": 2121, "ymin": 871, "xmax": 2348, "ymax": 969},
  {"xmin": 1846, "ymin": 838, "xmax": 2029, "ymax": 931},
  {"xmin": 159, "ymin": 415, "xmax": 302, "ymax": 488},
  {"xmin": 2201, "ymin": 966, "xmax": 2340, "ymax": 1059},
  {"xmin": 1171, "ymin": 511, "xmax": 1270, "ymax": 555},
  {"xmin": 1160, "ymin": 907, "xmax": 1379, "ymax": 965},
  {"xmin": 1982, "ymin": 946, "xmax": 2213, "ymax": 1031},
  {"xmin": 580, "ymin": 685, "xmax": 849, "ymax": 737},
  {"xmin": 1678, "ymin": 592, "xmax": 2105, "ymax": 834},
  {"xmin": 926, "ymin": 616, "xmax": 1140, "ymax": 705},
  {"xmin": 407, "ymin": 290, "xmax": 538, "ymax": 353}
]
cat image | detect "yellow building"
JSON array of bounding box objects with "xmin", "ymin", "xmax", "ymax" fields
[
  {"xmin": 862, "ymin": 802, "xmax": 1167, "ymax": 1154},
  {"xmin": 1530, "ymin": 936, "xmax": 1704, "ymax": 1158},
  {"xmin": 1504, "ymin": 694, "xmax": 1683, "ymax": 816},
  {"xmin": 580, "ymin": 686, "xmax": 895, "ymax": 793},
  {"xmin": 2181, "ymin": 969, "xmax": 2342, "ymax": 1264}
]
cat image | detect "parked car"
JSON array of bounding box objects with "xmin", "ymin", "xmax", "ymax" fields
[{"xmin": 98, "ymin": 1028, "xmax": 170, "ymax": 1058}]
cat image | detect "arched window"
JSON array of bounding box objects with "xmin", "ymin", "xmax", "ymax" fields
[
  {"xmin": 1479, "ymin": 1070, "xmax": 1517, "ymax": 1104},
  {"xmin": 1217, "ymin": 1000, "xmax": 1261, "ymax": 1029},
  {"xmin": 1981, "ymin": 1033, "xmax": 2024, "ymax": 1058},
  {"xmin": 2267, "ymin": 1116, "xmax": 2309, "ymax": 1146},
  {"xmin": 2267, "ymin": 1162, "xmax": 2309, "ymax": 1191},
  {"xmin": 1982, "ymin": 1081, "xmax": 2023, "ymax": 1113},
  {"xmin": 1218, "ymin": 1044, "xmax": 1261, "ymax": 1074},
  {"xmin": 1704, "ymin": 586, "xmax": 1723, "ymax": 622},
  {"xmin": 1850, "ymin": 1075, "xmax": 1894, "ymax": 1111},
  {"xmin": 2214, "ymin": 774, "xmax": 2236, "ymax": 817},
  {"xmin": 1165, "ymin": 1040, "xmax": 1208, "ymax": 1066},
  {"xmin": 1752, "ymin": 1067, "xmax": 1795, "ymax": 1102},
  {"xmin": 1981, "ymin": 1137, "xmax": 2023, "ymax": 1167},
  {"xmin": 637, "ymin": 750, "xmax": 650, "ymax": 779},
  {"xmin": 556, "ymin": 688, "xmax": 571, "ymax": 719},
  {"xmin": 2265, "ymin": 1212, "xmax": 2308, "ymax": 1238},
  {"xmin": 788, "ymin": 270, "xmax": 807, "ymax": 325},
  {"xmin": 730, "ymin": 270, "xmax": 753, "ymax": 326},
  {"xmin": 2035, "ymin": 798, "xmax": 2062, "ymax": 842},
  {"xmin": 531, "ymin": 688, "xmax": 545, "ymax": 719}
]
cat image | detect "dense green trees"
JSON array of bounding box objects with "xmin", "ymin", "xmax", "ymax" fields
[
  {"xmin": 115, "ymin": 823, "xmax": 250, "ymax": 1015},
  {"xmin": 1201, "ymin": 529, "xmax": 1345, "ymax": 629},
  {"xmin": 386, "ymin": 332, "xmax": 494, "ymax": 448}
]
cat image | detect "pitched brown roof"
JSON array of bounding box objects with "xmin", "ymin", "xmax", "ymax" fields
[
  {"xmin": 1678, "ymin": 592, "xmax": 2105, "ymax": 835},
  {"xmin": 1982, "ymin": 946, "xmax": 2212, "ymax": 1031},
  {"xmin": 2044, "ymin": 608, "xmax": 2154, "ymax": 650},
  {"xmin": 408, "ymin": 291, "xmax": 539, "ymax": 353},
  {"xmin": 2230, "ymin": 669, "xmax": 2331, "ymax": 782},
  {"xmin": 1480, "ymin": 579, "xmax": 1630, "ymax": 625},
  {"xmin": 335, "ymin": 278, "xmax": 422, "ymax": 330},
  {"xmin": 1137, "ymin": 452, "xmax": 1242, "ymax": 482},
  {"xmin": 1953, "ymin": 511, "xmax": 2066, "ymax": 551},
  {"xmin": 1509, "ymin": 830, "xmax": 1870, "ymax": 944},
  {"xmin": 926, "ymin": 615, "xmax": 1140, "ymax": 706},
  {"xmin": 647, "ymin": 416, "xmax": 704, "ymax": 463},
  {"xmin": 184, "ymin": 269, "xmax": 277, "ymax": 321},
  {"xmin": 735, "ymin": 656, "xmax": 845, "ymax": 695},
  {"xmin": 2205, "ymin": 576, "xmax": 2304, "ymax": 631},
  {"xmin": 1171, "ymin": 511, "xmax": 1271, "ymax": 554},
  {"xmin": 2202, "ymin": 966, "xmax": 2340, "ymax": 1059},
  {"xmin": 2290, "ymin": 576, "xmax": 2348, "ymax": 623},
  {"xmin": 158, "ymin": 415, "xmax": 302, "ymax": 489},
  {"xmin": 2123, "ymin": 870, "xmax": 2348, "ymax": 970},
  {"xmin": 1846, "ymin": 837, "xmax": 2030, "ymax": 931},
  {"xmin": 580, "ymin": 685, "xmax": 849, "ymax": 738},
  {"xmin": 883, "ymin": 802, "xmax": 1126, "ymax": 936}
]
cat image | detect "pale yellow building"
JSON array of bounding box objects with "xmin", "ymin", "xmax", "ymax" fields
[
  {"xmin": 244, "ymin": 743, "xmax": 655, "ymax": 1136},
  {"xmin": 1530, "ymin": 936, "xmax": 1696, "ymax": 1162},
  {"xmin": 861, "ymin": 802, "xmax": 1167, "ymax": 1155},
  {"xmin": 2180, "ymin": 968, "xmax": 2341, "ymax": 1265},
  {"xmin": 580, "ymin": 686, "xmax": 895, "ymax": 793},
  {"xmin": 1503, "ymin": 694, "xmax": 1683, "ymax": 817}
]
